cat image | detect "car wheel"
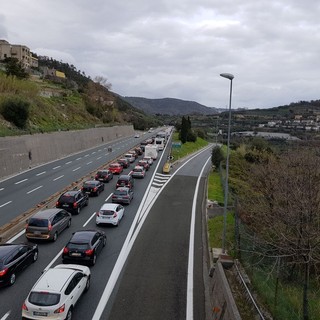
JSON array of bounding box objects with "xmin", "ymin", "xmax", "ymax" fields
[
  {"xmin": 76, "ymin": 207, "xmax": 80, "ymax": 215},
  {"xmin": 91, "ymin": 253, "xmax": 97, "ymax": 266},
  {"xmin": 53, "ymin": 232, "xmax": 58, "ymax": 242},
  {"xmin": 33, "ymin": 251, "xmax": 38, "ymax": 262},
  {"xmin": 96, "ymin": 190, "xmax": 100, "ymax": 197},
  {"xmin": 9, "ymin": 273, "xmax": 16, "ymax": 286},
  {"xmin": 67, "ymin": 219, "xmax": 71, "ymax": 228},
  {"xmin": 65, "ymin": 307, "xmax": 73, "ymax": 320},
  {"xmin": 103, "ymin": 237, "xmax": 107, "ymax": 247},
  {"xmin": 85, "ymin": 199, "xmax": 89, "ymax": 206},
  {"xmin": 84, "ymin": 275, "xmax": 90, "ymax": 292}
]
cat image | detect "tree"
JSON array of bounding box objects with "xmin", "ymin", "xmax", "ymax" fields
[
  {"xmin": 94, "ymin": 76, "xmax": 112, "ymax": 90},
  {"xmin": 179, "ymin": 116, "xmax": 188, "ymax": 143},
  {"xmin": 1, "ymin": 98, "xmax": 30, "ymax": 128},
  {"xmin": 211, "ymin": 146, "xmax": 224, "ymax": 168},
  {"xmin": 4, "ymin": 57, "xmax": 29, "ymax": 79},
  {"xmin": 239, "ymin": 147, "xmax": 320, "ymax": 320}
]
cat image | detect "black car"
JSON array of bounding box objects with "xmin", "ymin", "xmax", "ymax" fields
[
  {"xmin": 62, "ymin": 230, "xmax": 106, "ymax": 266},
  {"xmin": 82, "ymin": 180, "xmax": 104, "ymax": 196},
  {"xmin": 0, "ymin": 243, "xmax": 38, "ymax": 287},
  {"xmin": 95, "ymin": 170, "xmax": 113, "ymax": 183},
  {"xmin": 116, "ymin": 174, "xmax": 134, "ymax": 189},
  {"xmin": 117, "ymin": 158, "xmax": 130, "ymax": 169},
  {"xmin": 56, "ymin": 190, "xmax": 89, "ymax": 214}
]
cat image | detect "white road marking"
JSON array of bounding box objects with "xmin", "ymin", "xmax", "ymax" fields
[
  {"xmin": 0, "ymin": 310, "xmax": 11, "ymax": 320},
  {"xmin": 186, "ymin": 156, "xmax": 211, "ymax": 320},
  {"xmin": 36, "ymin": 171, "xmax": 46, "ymax": 176},
  {"xmin": 76, "ymin": 157, "xmax": 82, "ymax": 160},
  {"xmin": 0, "ymin": 188, "xmax": 4, "ymax": 191},
  {"xmin": 92, "ymin": 151, "xmax": 96, "ymax": 154},
  {"xmin": 83, "ymin": 212, "xmax": 97, "ymax": 227},
  {"xmin": 27, "ymin": 185, "xmax": 43, "ymax": 194},
  {"xmin": 98, "ymin": 149, "xmax": 102, "ymax": 152},
  {"xmin": 72, "ymin": 167, "xmax": 81, "ymax": 171},
  {"xmin": 7, "ymin": 229, "xmax": 25, "ymax": 243},
  {"xmin": 15, "ymin": 178, "xmax": 28, "ymax": 184},
  {"xmin": 97, "ymin": 156, "xmax": 102, "ymax": 160},
  {"xmin": 53, "ymin": 165, "xmax": 61, "ymax": 170},
  {"xmin": 86, "ymin": 161, "xmax": 93, "ymax": 165},
  {"xmin": 84, "ymin": 154, "xmax": 89, "ymax": 157},
  {"xmin": 0, "ymin": 201, "xmax": 12, "ymax": 208},
  {"xmin": 53, "ymin": 175, "xmax": 64, "ymax": 181},
  {"xmin": 65, "ymin": 161, "xmax": 72, "ymax": 165}
]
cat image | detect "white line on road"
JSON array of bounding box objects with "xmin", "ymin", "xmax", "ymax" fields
[
  {"xmin": 36, "ymin": 171, "xmax": 46, "ymax": 176},
  {"xmin": 84, "ymin": 154, "xmax": 89, "ymax": 157},
  {"xmin": 97, "ymin": 156, "xmax": 102, "ymax": 160},
  {"xmin": 53, "ymin": 175, "xmax": 64, "ymax": 181},
  {"xmin": 27, "ymin": 185, "xmax": 43, "ymax": 194},
  {"xmin": 76, "ymin": 157, "xmax": 82, "ymax": 160},
  {"xmin": 186, "ymin": 156, "xmax": 211, "ymax": 320},
  {"xmin": 65, "ymin": 161, "xmax": 72, "ymax": 165},
  {"xmin": 72, "ymin": 167, "xmax": 81, "ymax": 171},
  {"xmin": 0, "ymin": 310, "xmax": 11, "ymax": 320},
  {"xmin": 83, "ymin": 212, "xmax": 97, "ymax": 227},
  {"xmin": 0, "ymin": 188, "xmax": 4, "ymax": 191},
  {"xmin": 15, "ymin": 178, "xmax": 28, "ymax": 184},
  {"xmin": 0, "ymin": 201, "xmax": 12, "ymax": 208},
  {"xmin": 86, "ymin": 161, "xmax": 93, "ymax": 165},
  {"xmin": 53, "ymin": 165, "xmax": 61, "ymax": 170},
  {"xmin": 7, "ymin": 229, "xmax": 25, "ymax": 243},
  {"xmin": 92, "ymin": 151, "xmax": 96, "ymax": 154},
  {"xmin": 44, "ymin": 248, "xmax": 64, "ymax": 272}
]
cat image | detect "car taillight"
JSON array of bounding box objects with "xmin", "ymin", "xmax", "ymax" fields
[
  {"xmin": 81, "ymin": 187, "xmax": 84, "ymax": 190},
  {"xmin": 56, "ymin": 201, "xmax": 60, "ymax": 207},
  {"xmin": 113, "ymin": 212, "xmax": 117, "ymax": 218},
  {"xmin": 95, "ymin": 175, "xmax": 99, "ymax": 179},
  {"xmin": 124, "ymin": 196, "xmax": 129, "ymax": 199},
  {"xmin": 22, "ymin": 302, "xmax": 28, "ymax": 311},
  {"xmin": 54, "ymin": 304, "xmax": 65, "ymax": 314},
  {"xmin": 0, "ymin": 268, "xmax": 8, "ymax": 277},
  {"xmin": 48, "ymin": 222, "xmax": 52, "ymax": 231},
  {"xmin": 63, "ymin": 247, "xmax": 69, "ymax": 254},
  {"xmin": 93, "ymin": 187, "xmax": 98, "ymax": 192},
  {"xmin": 73, "ymin": 202, "xmax": 78, "ymax": 208},
  {"xmin": 96, "ymin": 211, "xmax": 100, "ymax": 217},
  {"xmin": 85, "ymin": 249, "xmax": 94, "ymax": 256},
  {"xmin": 112, "ymin": 195, "xmax": 116, "ymax": 198}
]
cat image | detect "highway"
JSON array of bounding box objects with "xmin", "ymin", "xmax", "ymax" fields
[{"xmin": 0, "ymin": 132, "xmax": 213, "ymax": 320}]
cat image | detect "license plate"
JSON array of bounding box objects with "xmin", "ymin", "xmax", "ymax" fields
[
  {"xmin": 34, "ymin": 231, "xmax": 41, "ymax": 235},
  {"xmin": 34, "ymin": 311, "xmax": 48, "ymax": 316},
  {"xmin": 62, "ymin": 204, "xmax": 69, "ymax": 207},
  {"xmin": 86, "ymin": 191, "xmax": 91, "ymax": 194},
  {"xmin": 99, "ymin": 178, "xmax": 104, "ymax": 181},
  {"xmin": 71, "ymin": 253, "xmax": 81, "ymax": 257}
]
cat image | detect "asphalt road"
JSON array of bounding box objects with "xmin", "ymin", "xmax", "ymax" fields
[{"xmin": 0, "ymin": 132, "xmax": 213, "ymax": 320}]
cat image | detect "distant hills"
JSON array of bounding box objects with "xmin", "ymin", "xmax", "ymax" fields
[{"xmin": 122, "ymin": 97, "xmax": 218, "ymax": 116}]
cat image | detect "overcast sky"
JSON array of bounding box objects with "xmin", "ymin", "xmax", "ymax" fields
[{"xmin": 1, "ymin": 1, "xmax": 320, "ymax": 110}]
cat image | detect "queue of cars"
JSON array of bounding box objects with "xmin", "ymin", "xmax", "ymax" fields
[{"xmin": 0, "ymin": 143, "xmax": 156, "ymax": 319}]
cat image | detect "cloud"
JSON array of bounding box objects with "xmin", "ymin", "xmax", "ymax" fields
[{"xmin": 2, "ymin": 0, "xmax": 320, "ymax": 109}]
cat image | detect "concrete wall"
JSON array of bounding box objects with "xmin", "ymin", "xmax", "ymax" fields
[
  {"xmin": 210, "ymin": 262, "xmax": 242, "ymax": 320},
  {"xmin": 0, "ymin": 125, "xmax": 134, "ymax": 179}
]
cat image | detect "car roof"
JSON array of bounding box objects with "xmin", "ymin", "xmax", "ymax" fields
[
  {"xmin": 61, "ymin": 190, "xmax": 78, "ymax": 196},
  {"xmin": 118, "ymin": 175, "xmax": 131, "ymax": 180},
  {"xmin": 31, "ymin": 208, "xmax": 63, "ymax": 219},
  {"xmin": 116, "ymin": 187, "xmax": 129, "ymax": 191},
  {"xmin": 69, "ymin": 230, "xmax": 98, "ymax": 243},
  {"xmin": 83, "ymin": 180, "xmax": 98, "ymax": 184},
  {"xmin": 100, "ymin": 203, "xmax": 120, "ymax": 211},
  {"xmin": 97, "ymin": 170, "xmax": 109, "ymax": 173},
  {"xmin": 0, "ymin": 244, "xmax": 24, "ymax": 257},
  {"xmin": 34, "ymin": 268, "xmax": 76, "ymax": 292}
]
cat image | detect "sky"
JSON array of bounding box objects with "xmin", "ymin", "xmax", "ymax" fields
[{"xmin": 1, "ymin": 0, "xmax": 320, "ymax": 110}]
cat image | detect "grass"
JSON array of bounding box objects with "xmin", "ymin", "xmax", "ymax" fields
[
  {"xmin": 170, "ymin": 132, "xmax": 208, "ymax": 160},
  {"xmin": 208, "ymin": 170, "xmax": 224, "ymax": 205}
]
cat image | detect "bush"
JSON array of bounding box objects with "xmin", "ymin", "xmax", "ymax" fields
[
  {"xmin": 1, "ymin": 98, "xmax": 30, "ymax": 128},
  {"xmin": 211, "ymin": 146, "xmax": 224, "ymax": 168}
]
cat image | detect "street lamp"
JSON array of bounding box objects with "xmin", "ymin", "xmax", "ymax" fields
[{"xmin": 220, "ymin": 72, "xmax": 234, "ymax": 254}]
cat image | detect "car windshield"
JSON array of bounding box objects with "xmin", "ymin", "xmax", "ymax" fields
[
  {"xmin": 28, "ymin": 218, "xmax": 48, "ymax": 227},
  {"xmin": 84, "ymin": 182, "xmax": 95, "ymax": 187},
  {"xmin": 29, "ymin": 292, "xmax": 60, "ymax": 306},
  {"xmin": 58, "ymin": 195, "xmax": 74, "ymax": 203},
  {"xmin": 68, "ymin": 243, "xmax": 89, "ymax": 250},
  {"xmin": 100, "ymin": 210, "xmax": 115, "ymax": 216},
  {"xmin": 114, "ymin": 190, "xmax": 127, "ymax": 196}
]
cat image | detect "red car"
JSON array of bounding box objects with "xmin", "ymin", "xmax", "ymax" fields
[
  {"xmin": 108, "ymin": 163, "xmax": 123, "ymax": 174},
  {"xmin": 138, "ymin": 159, "xmax": 150, "ymax": 171}
]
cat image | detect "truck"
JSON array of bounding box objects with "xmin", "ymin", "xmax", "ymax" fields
[
  {"xmin": 154, "ymin": 137, "xmax": 165, "ymax": 151},
  {"xmin": 144, "ymin": 144, "xmax": 158, "ymax": 160}
]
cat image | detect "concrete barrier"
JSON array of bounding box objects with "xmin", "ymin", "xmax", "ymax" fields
[{"xmin": 0, "ymin": 125, "xmax": 134, "ymax": 179}]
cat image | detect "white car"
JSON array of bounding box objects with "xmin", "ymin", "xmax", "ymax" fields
[
  {"xmin": 124, "ymin": 153, "xmax": 135, "ymax": 163},
  {"xmin": 96, "ymin": 203, "xmax": 125, "ymax": 226},
  {"xmin": 22, "ymin": 264, "xmax": 90, "ymax": 320},
  {"xmin": 143, "ymin": 156, "xmax": 153, "ymax": 166}
]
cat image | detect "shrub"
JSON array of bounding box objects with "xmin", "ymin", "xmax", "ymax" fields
[{"xmin": 1, "ymin": 98, "xmax": 30, "ymax": 128}]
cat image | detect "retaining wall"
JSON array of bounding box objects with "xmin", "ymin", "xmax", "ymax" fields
[{"xmin": 0, "ymin": 125, "xmax": 134, "ymax": 179}]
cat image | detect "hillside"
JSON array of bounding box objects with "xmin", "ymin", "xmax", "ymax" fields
[
  {"xmin": 0, "ymin": 58, "xmax": 161, "ymax": 136},
  {"xmin": 122, "ymin": 96, "xmax": 218, "ymax": 115}
]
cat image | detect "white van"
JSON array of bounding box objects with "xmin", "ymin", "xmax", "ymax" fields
[{"xmin": 154, "ymin": 137, "xmax": 165, "ymax": 151}]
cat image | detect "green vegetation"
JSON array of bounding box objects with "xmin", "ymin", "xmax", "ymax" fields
[
  {"xmin": 171, "ymin": 132, "xmax": 208, "ymax": 160},
  {"xmin": 208, "ymin": 171, "xmax": 224, "ymax": 205},
  {"xmin": 1, "ymin": 97, "xmax": 30, "ymax": 128}
]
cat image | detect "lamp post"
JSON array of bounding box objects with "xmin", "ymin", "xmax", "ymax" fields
[{"xmin": 220, "ymin": 72, "xmax": 234, "ymax": 254}]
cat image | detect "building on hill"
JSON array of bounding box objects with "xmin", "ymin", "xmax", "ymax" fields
[{"xmin": 0, "ymin": 39, "xmax": 38, "ymax": 69}]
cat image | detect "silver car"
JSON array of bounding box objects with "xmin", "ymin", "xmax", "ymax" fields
[{"xmin": 25, "ymin": 209, "xmax": 71, "ymax": 242}]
